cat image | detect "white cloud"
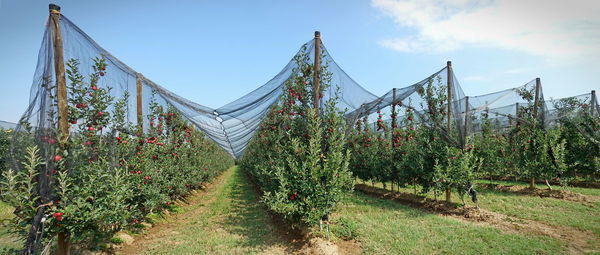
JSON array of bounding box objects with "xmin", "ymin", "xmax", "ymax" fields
[{"xmin": 372, "ymin": 0, "xmax": 600, "ymax": 64}]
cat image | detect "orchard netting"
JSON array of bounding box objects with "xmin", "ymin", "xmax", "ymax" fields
[
  {"xmin": 0, "ymin": 120, "xmax": 17, "ymax": 130},
  {"xmin": 13, "ymin": 14, "xmax": 380, "ymax": 159},
  {"xmin": 361, "ymin": 79, "xmax": 599, "ymax": 142},
  {"xmin": 4, "ymin": 6, "xmax": 599, "ymax": 254},
  {"xmin": 11, "ymin": 12, "xmax": 598, "ymax": 162}
]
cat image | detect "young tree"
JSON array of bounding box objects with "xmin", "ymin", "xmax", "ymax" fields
[{"xmin": 240, "ymin": 45, "xmax": 353, "ymax": 227}]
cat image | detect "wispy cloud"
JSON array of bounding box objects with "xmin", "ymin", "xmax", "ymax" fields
[{"xmin": 372, "ymin": 0, "xmax": 600, "ymax": 64}]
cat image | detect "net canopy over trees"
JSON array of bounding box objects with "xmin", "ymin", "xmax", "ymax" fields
[
  {"xmin": 13, "ymin": 9, "xmax": 598, "ymax": 160},
  {"xmin": 15, "ymin": 12, "xmax": 380, "ymax": 159},
  {"xmin": 4, "ymin": 4, "xmax": 599, "ymax": 254}
]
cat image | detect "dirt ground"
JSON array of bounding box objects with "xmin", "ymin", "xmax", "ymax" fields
[{"xmin": 478, "ymin": 183, "xmax": 599, "ymax": 204}]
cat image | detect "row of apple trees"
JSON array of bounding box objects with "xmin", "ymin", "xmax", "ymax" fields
[
  {"xmin": 348, "ymin": 77, "xmax": 596, "ymax": 204},
  {"xmin": 0, "ymin": 57, "xmax": 234, "ymax": 251},
  {"xmin": 239, "ymin": 45, "xmax": 353, "ymax": 228}
]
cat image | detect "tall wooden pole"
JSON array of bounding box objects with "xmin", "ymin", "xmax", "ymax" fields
[
  {"xmin": 463, "ymin": 96, "xmax": 469, "ymax": 148},
  {"xmin": 530, "ymin": 78, "xmax": 542, "ymax": 189},
  {"xmin": 591, "ymin": 90, "xmax": 597, "ymax": 117},
  {"xmin": 391, "ymin": 88, "xmax": 396, "ymax": 192},
  {"xmin": 533, "ymin": 78, "xmax": 541, "ymax": 121},
  {"xmin": 313, "ymin": 31, "xmax": 321, "ymax": 109},
  {"xmin": 50, "ymin": 4, "xmax": 69, "ymax": 142},
  {"xmin": 446, "ymin": 61, "xmax": 453, "ymax": 202},
  {"xmin": 50, "ymin": 4, "xmax": 71, "ymax": 255},
  {"xmin": 447, "ymin": 61, "xmax": 453, "ymax": 133},
  {"xmin": 509, "ymin": 103, "xmax": 517, "ymax": 127},
  {"xmin": 136, "ymin": 73, "xmax": 143, "ymax": 128},
  {"xmin": 391, "ymin": 88, "xmax": 397, "ymax": 130}
]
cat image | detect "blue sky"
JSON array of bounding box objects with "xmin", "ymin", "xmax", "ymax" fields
[{"xmin": 0, "ymin": 0, "xmax": 598, "ymax": 123}]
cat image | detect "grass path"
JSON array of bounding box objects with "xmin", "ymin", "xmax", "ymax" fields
[
  {"xmin": 118, "ymin": 166, "xmax": 292, "ymax": 255},
  {"xmin": 336, "ymin": 191, "xmax": 569, "ymax": 255},
  {"xmin": 0, "ymin": 201, "xmax": 18, "ymax": 251},
  {"xmin": 354, "ymin": 180, "xmax": 600, "ymax": 253},
  {"xmin": 364, "ymin": 180, "xmax": 600, "ymax": 239}
]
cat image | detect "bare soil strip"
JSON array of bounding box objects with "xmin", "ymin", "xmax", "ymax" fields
[
  {"xmin": 355, "ymin": 184, "xmax": 599, "ymax": 254},
  {"xmin": 483, "ymin": 177, "xmax": 600, "ymax": 189},
  {"xmin": 478, "ymin": 183, "xmax": 599, "ymax": 205}
]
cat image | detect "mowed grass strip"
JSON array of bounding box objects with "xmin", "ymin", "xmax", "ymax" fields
[
  {"xmin": 475, "ymin": 187, "xmax": 600, "ymax": 239},
  {"xmin": 366, "ymin": 180, "xmax": 600, "ymax": 235},
  {"xmin": 335, "ymin": 192, "xmax": 567, "ymax": 255},
  {"xmin": 119, "ymin": 166, "xmax": 288, "ymax": 255},
  {"xmin": 362, "ymin": 180, "xmax": 600, "ymax": 246}
]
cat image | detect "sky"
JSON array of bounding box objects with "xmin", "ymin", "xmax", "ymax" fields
[{"xmin": 0, "ymin": 0, "xmax": 598, "ymax": 123}]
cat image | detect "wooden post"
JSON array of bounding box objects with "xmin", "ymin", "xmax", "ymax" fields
[
  {"xmin": 591, "ymin": 90, "xmax": 597, "ymax": 117},
  {"xmin": 463, "ymin": 96, "xmax": 469, "ymax": 148},
  {"xmin": 50, "ymin": 4, "xmax": 69, "ymax": 142},
  {"xmin": 514, "ymin": 102, "xmax": 520, "ymax": 127},
  {"xmin": 391, "ymin": 87, "xmax": 398, "ymax": 191},
  {"xmin": 447, "ymin": 61, "xmax": 453, "ymax": 132},
  {"xmin": 533, "ymin": 78, "xmax": 541, "ymax": 122},
  {"xmin": 446, "ymin": 61, "xmax": 453, "ymax": 202},
  {"xmin": 136, "ymin": 73, "xmax": 143, "ymax": 128},
  {"xmin": 313, "ymin": 31, "xmax": 321, "ymax": 109},
  {"xmin": 391, "ymin": 88, "xmax": 397, "ymax": 133},
  {"xmin": 530, "ymin": 78, "xmax": 542, "ymax": 189},
  {"xmin": 50, "ymin": 4, "xmax": 71, "ymax": 255}
]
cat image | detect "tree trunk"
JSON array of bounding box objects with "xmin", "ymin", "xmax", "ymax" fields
[
  {"xmin": 413, "ymin": 180, "xmax": 417, "ymax": 195},
  {"xmin": 529, "ymin": 178, "xmax": 535, "ymax": 189},
  {"xmin": 446, "ymin": 187, "xmax": 452, "ymax": 202},
  {"xmin": 545, "ymin": 179, "xmax": 552, "ymax": 190},
  {"xmin": 57, "ymin": 232, "xmax": 70, "ymax": 255}
]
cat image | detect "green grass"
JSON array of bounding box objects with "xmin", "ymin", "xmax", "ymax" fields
[
  {"xmin": 476, "ymin": 188, "xmax": 600, "ymax": 238},
  {"xmin": 119, "ymin": 166, "xmax": 289, "ymax": 255},
  {"xmin": 362, "ymin": 180, "xmax": 600, "ymax": 240},
  {"xmin": 0, "ymin": 201, "xmax": 19, "ymax": 251},
  {"xmin": 333, "ymin": 192, "xmax": 567, "ymax": 254}
]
